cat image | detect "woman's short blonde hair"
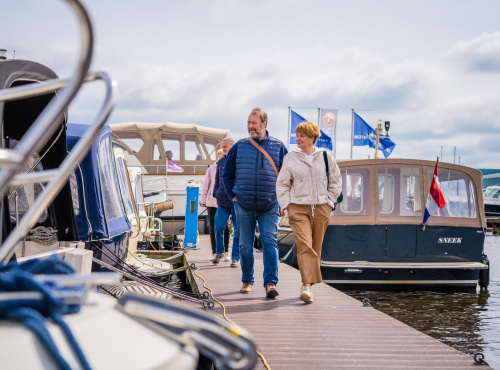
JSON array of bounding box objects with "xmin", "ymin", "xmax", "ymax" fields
[
  {"xmin": 296, "ymin": 121, "xmax": 321, "ymax": 144},
  {"xmin": 217, "ymin": 149, "xmax": 224, "ymax": 157}
]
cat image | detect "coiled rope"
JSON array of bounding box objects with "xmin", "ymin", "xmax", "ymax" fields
[
  {"xmin": 25, "ymin": 226, "xmax": 58, "ymax": 246},
  {"xmin": 0, "ymin": 255, "xmax": 90, "ymax": 370}
]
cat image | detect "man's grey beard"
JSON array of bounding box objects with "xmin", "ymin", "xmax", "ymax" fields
[{"xmin": 249, "ymin": 130, "xmax": 260, "ymax": 139}]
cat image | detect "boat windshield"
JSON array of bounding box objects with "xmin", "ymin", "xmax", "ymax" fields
[
  {"xmin": 485, "ymin": 188, "xmax": 500, "ymax": 199},
  {"xmin": 115, "ymin": 156, "xmax": 135, "ymax": 216},
  {"xmin": 432, "ymin": 169, "xmax": 477, "ymax": 218},
  {"xmin": 98, "ymin": 136, "xmax": 127, "ymax": 230}
]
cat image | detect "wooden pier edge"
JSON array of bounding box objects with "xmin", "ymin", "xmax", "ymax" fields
[{"xmin": 186, "ymin": 235, "xmax": 485, "ymax": 369}]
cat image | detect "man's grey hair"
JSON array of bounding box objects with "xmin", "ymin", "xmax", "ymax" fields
[{"xmin": 222, "ymin": 137, "xmax": 235, "ymax": 145}]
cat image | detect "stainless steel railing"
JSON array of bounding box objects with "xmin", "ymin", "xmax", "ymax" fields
[{"xmin": 0, "ymin": 0, "xmax": 116, "ymax": 263}]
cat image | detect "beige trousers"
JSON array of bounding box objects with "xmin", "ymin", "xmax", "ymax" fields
[{"xmin": 288, "ymin": 203, "xmax": 331, "ymax": 285}]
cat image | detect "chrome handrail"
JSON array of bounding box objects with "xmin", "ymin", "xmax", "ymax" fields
[
  {"xmin": 0, "ymin": 0, "xmax": 93, "ymax": 198},
  {"xmin": 0, "ymin": 72, "xmax": 117, "ymax": 263}
]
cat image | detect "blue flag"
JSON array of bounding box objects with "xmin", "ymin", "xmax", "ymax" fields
[
  {"xmin": 353, "ymin": 112, "xmax": 396, "ymax": 158},
  {"xmin": 316, "ymin": 130, "xmax": 333, "ymax": 151},
  {"xmin": 290, "ymin": 110, "xmax": 307, "ymax": 144},
  {"xmin": 353, "ymin": 112, "xmax": 373, "ymax": 146}
]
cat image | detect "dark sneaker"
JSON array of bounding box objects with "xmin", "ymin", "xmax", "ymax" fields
[
  {"xmin": 230, "ymin": 259, "xmax": 239, "ymax": 268},
  {"xmin": 266, "ymin": 284, "xmax": 279, "ymax": 298},
  {"xmin": 213, "ymin": 253, "xmax": 224, "ymax": 265}
]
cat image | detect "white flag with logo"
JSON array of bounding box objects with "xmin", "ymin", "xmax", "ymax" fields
[{"xmin": 319, "ymin": 109, "xmax": 338, "ymax": 157}]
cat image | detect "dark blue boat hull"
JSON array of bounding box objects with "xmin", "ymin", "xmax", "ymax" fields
[{"xmin": 278, "ymin": 224, "xmax": 486, "ymax": 290}]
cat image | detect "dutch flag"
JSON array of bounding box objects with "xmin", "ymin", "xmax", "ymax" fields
[{"xmin": 423, "ymin": 160, "xmax": 446, "ymax": 224}]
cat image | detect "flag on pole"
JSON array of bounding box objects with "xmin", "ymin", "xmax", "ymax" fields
[
  {"xmin": 422, "ymin": 160, "xmax": 446, "ymax": 224},
  {"xmin": 316, "ymin": 130, "xmax": 333, "ymax": 151},
  {"xmin": 353, "ymin": 112, "xmax": 396, "ymax": 158},
  {"xmin": 319, "ymin": 109, "xmax": 338, "ymax": 157},
  {"xmin": 290, "ymin": 110, "xmax": 307, "ymax": 144}
]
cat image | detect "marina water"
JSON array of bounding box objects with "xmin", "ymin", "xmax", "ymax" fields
[{"xmin": 344, "ymin": 234, "xmax": 500, "ymax": 369}]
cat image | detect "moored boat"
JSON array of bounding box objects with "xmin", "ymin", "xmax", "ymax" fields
[
  {"xmin": 483, "ymin": 185, "xmax": 500, "ymax": 234},
  {"xmin": 279, "ymin": 158, "xmax": 489, "ymax": 290},
  {"xmin": 109, "ymin": 121, "xmax": 230, "ymax": 233}
]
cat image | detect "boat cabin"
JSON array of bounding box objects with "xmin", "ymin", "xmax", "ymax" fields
[
  {"xmin": 109, "ymin": 122, "xmax": 229, "ymax": 175},
  {"xmin": 279, "ymin": 158, "xmax": 488, "ymax": 290}
]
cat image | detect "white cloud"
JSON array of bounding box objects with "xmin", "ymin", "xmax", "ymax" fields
[{"xmin": 447, "ymin": 32, "xmax": 500, "ymax": 73}]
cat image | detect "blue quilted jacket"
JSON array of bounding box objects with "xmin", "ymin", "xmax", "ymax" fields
[
  {"xmin": 213, "ymin": 155, "xmax": 233, "ymax": 207},
  {"xmin": 222, "ymin": 132, "xmax": 288, "ymax": 212}
]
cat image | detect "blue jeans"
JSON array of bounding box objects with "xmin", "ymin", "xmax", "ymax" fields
[
  {"xmin": 233, "ymin": 202, "xmax": 279, "ymax": 287},
  {"xmin": 215, "ymin": 205, "xmax": 240, "ymax": 260}
]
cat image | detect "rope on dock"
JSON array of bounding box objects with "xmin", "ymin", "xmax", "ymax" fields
[{"xmin": 192, "ymin": 266, "xmax": 272, "ymax": 370}]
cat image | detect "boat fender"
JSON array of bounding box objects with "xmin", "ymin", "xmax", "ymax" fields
[{"xmin": 478, "ymin": 256, "xmax": 490, "ymax": 289}]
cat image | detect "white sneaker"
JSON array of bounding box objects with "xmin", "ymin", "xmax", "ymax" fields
[
  {"xmin": 210, "ymin": 253, "xmax": 216, "ymax": 261},
  {"xmin": 300, "ymin": 286, "xmax": 313, "ymax": 303},
  {"xmin": 223, "ymin": 252, "xmax": 231, "ymax": 262}
]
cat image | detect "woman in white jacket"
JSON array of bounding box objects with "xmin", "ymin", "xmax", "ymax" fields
[
  {"xmin": 200, "ymin": 149, "xmax": 229, "ymax": 260},
  {"xmin": 276, "ymin": 121, "xmax": 342, "ymax": 303}
]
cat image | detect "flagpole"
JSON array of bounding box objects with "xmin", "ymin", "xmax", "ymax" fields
[
  {"xmin": 287, "ymin": 106, "xmax": 291, "ymax": 150},
  {"xmin": 350, "ymin": 108, "xmax": 354, "ymax": 159},
  {"xmin": 317, "ymin": 107, "xmax": 320, "ymax": 127}
]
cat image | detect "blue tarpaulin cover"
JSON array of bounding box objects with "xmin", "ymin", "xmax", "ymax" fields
[{"xmin": 66, "ymin": 124, "xmax": 130, "ymax": 240}]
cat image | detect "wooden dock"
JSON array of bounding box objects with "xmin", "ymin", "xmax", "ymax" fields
[{"xmin": 185, "ymin": 235, "xmax": 485, "ymax": 369}]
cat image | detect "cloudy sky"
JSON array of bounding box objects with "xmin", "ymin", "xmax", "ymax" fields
[{"xmin": 3, "ymin": 0, "xmax": 500, "ymax": 168}]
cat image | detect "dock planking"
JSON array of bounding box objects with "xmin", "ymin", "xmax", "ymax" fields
[{"xmin": 187, "ymin": 236, "xmax": 484, "ymax": 369}]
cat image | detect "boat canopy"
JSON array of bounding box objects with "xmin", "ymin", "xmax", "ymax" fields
[
  {"xmin": 67, "ymin": 124, "xmax": 131, "ymax": 240},
  {"xmin": 0, "ymin": 59, "xmax": 78, "ymax": 242},
  {"xmin": 108, "ymin": 122, "xmax": 230, "ymax": 175},
  {"xmin": 313, "ymin": 158, "xmax": 485, "ymax": 228}
]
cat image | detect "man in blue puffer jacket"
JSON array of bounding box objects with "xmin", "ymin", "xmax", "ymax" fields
[{"xmin": 223, "ymin": 107, "xmax": 288, "ymax": 298}]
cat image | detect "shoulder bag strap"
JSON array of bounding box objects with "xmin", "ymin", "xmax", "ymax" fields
[
  {"xmin": 248, "ymin": 137, "xmax": 279, "ymax": 176},
  {"xmin": 323, "ymin": 150, "xmax": 329, "ymax": 189}
]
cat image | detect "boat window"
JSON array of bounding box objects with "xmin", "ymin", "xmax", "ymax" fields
[
  {"xmin": 114, "ymin": 132, "xmax": 144, "ymax": 153},
  {"xmin": 378, "ymin": 170, "xmax": 394, "ymax": 214},
  {"xmin": 70, "ymin": 171, "xmax": 79, "ymax": 216},
  {"xmin": 152, "ymin": 139, "xmax": 160, "ymax": 160},
  {"xmin": 431, "ymin": 170, "xmax": 477, "ymax": 218},
  {"xmin": 7, "ymin": 142, "xmax": 48, "ymax": 224},
  {"xmin": 98, "ymin": 138, "xmax": 126, "ymax": 224},
  {"xmin": 377, "ymin": 167, "xmax": 421, "ymax": 216},
  {"xmin": 335, "ymin": 168, "xmax": 370, "ymax": 215},
  {"xmin": 185, "ymin": 135, "xmax": 205, "ymax": 160},
  {"xmin": 403, "ymin": 170, "xmax": 422, "ymax": 216},
  {"xmin": 203, "ymin": 137, "xmax": 220, "ymax": 160},
  {"xmin": 161, "ymin": 133, "xmax": 181, "ymax": 161},
  {"xmin": 115, "ymin": 157, "xmax": 135, "ymax": 216}
]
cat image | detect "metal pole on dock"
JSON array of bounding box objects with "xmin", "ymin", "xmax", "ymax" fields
[
  {"xmin": 350, "ymin": 108, "xmax": 354, "ymax": 159},
  {"xmin": 287, "ymin": 106, "xmax": 291, "ymax": 150}
]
